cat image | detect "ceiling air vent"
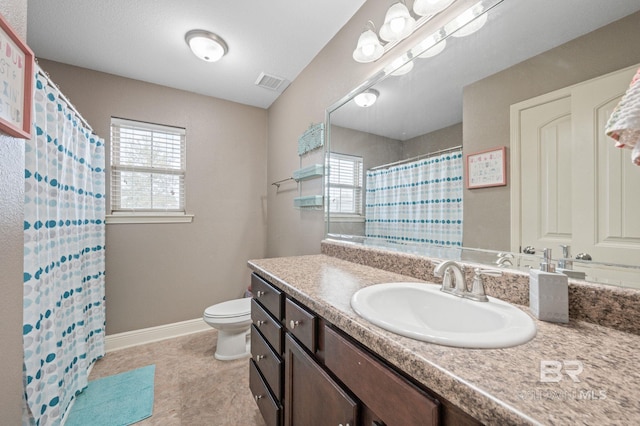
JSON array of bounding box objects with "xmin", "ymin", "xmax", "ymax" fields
[{"xmin": 255, "ymin": 72, "xmax": 289, "ymax": 92}]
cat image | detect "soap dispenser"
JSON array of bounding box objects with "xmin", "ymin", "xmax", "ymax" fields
[{"xmin": 529, "ymin": 248, "xmax": 569, "ymax": 323}]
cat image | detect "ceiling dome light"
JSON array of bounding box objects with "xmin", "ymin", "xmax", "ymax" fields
[
  {"xmin": 185, "ymin": 30, "xmax": 228, "ymax": 62},
  {"xmin": 413, "ymin": 0, "xmax": 455, "ymax": 17},
  {"xmin": 354, "ymin": 89, "xmax": 379, "ymax": 107},
  {"xmin": 353, "ymin": 28, "xmax": 384, "ymax": 63},
  {"xmin": 451, "ymin": 10, "xmax": 488, "ymax": 38},
  {"xmin": 379, "ymin": 2, "xmax": 416, "ymax": 42}
]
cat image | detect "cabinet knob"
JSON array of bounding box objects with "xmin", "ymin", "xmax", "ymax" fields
[
  {"xmin": 256, "ymin": 290, "xmax": 265, "ymax": 297},
  {"xmin": 255, "ymin": 354, "xmax": 265, "ymax": 362},
  {"xmin": 289, "ymin": 320, "xmax": 300, "ymax": 329},
  {"xmin": 256, "ymin": 320, "xmax": 266, "ymax": 327},
  {"xmin": 254, "ymin": 394, "xmax": 262, "ymax": 402}
]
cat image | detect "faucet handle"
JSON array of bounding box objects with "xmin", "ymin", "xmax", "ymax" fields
[{"xmin": 468, "ymin": 268, "xmax": 502, "ymax": 302}]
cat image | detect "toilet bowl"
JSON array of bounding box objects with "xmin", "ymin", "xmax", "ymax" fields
[{"xmin": 203, "ymin": 297, "xmax": 252, "ymax": 360}]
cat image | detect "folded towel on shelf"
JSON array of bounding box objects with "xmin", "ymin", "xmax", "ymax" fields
[{"xmin": 606, "ymin": 67, "xmax": 640, "ymax": 165}]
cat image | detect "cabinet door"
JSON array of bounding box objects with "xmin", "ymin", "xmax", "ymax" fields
[
  {"xmin": 284, "ymin": 334, "xmax": 358, "ymax": 426},
  {"xmin": 324, "ymin": 326, "xmax": 439, "ymax": 426}
]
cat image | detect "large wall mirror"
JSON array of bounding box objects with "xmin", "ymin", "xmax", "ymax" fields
[{"xmin": 326, "ymin": 0, "xmax": 640, "ymax": 288}]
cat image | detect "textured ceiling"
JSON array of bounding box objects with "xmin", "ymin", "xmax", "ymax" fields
[{"xmin": 26, "ymin": 0, "xmax": 367, "ymax": 109}]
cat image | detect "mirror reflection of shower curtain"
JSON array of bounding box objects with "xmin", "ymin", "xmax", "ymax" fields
[
  {"xmin": 365, "ymin": 150, "xmax": 463, "ymax": 246},
  {"xmin": 22, "ymin": 68, "xmax": 106, "ymax": 425}
]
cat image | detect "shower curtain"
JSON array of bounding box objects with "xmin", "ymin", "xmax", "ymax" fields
[
  {"xmin": 365, "ymin": 150, "xmax": 463, "ymax": 246},
  {"xmin": 23, "ymin": 68, "xmax": 106, "ymax": 425}
]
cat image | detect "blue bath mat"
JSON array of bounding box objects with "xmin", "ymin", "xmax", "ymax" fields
[{"xmin": 65, "ymin": 365, "xmax": 155, "ymax": 426}]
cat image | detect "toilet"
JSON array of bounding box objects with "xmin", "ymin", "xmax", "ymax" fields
[{"xmin": 203, "ymin": 297, "xmax": 252, "ymax": 360}]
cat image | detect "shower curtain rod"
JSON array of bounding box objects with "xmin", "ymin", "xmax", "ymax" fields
[
  {"xmin": 36, "ymin": 67, "xmax": 94, "ymax": 133},
  {"xmin": 369, "ymin": 145, "xmax": 462, "ymax": 171}
]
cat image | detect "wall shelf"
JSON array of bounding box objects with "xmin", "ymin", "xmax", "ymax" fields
[
  {"xmin": 294, "ymin": 195, "xmax": 323, "ymax": 208},
  {"xmin": 292, "ymin": 164, "xmax": 324, "ymax": 182}
]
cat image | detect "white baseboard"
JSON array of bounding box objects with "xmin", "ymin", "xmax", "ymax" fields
[{"xmin": 105, "ymin": 318, "xmax": 212, "ymax": 352}]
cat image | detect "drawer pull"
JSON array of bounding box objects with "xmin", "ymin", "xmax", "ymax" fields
[
  {"xmin": 256, "ymin": 320, "xmax": 266, "ymax": 327},
  {"xmin": 254, "ymin": 394, "xmax": 263, "ymax": 402},
  {"xmin": 289, "ymin": 320, "xmax": 301, "ymax": 329},
  {"xmin": 256, "ymin": 290, "xmax": 265, "ymax": 297},
  {"xmin": 255, "ymin": 354, "xmax": 265, "ymax": 362}
]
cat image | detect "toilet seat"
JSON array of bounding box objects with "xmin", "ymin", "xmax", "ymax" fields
[{"xmin": 204, "ymin": 297, "xmax": 251, "ymax": 319}]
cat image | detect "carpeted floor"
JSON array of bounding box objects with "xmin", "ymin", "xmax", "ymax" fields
[{"xmin": 89, "ymin": 330, "xmax": 265, "ymax": 425}]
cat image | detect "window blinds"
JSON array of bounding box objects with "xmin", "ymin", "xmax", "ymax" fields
[
  {"xmin": 110, "ymin": 118, "xmax": 186, "ymax": 213},
  {"xmin": 327, "ymin": 153, "xmax": 363, "ymax": 215}
]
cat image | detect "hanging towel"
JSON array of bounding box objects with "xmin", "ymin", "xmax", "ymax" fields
[{"xmin": 606, "ymin": 67, "xmax": 640, "ymax": 165}]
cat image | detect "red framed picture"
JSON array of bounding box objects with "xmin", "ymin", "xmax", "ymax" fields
[
  {"xmin": 466, "ymin": 146, "xmax": 507, "ymax": 189},
  {"xmin": 0, "ymin": 13, "xmax": 34, "ymax": 139}
]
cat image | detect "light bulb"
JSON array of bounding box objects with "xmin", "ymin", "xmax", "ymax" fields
[
  {"xmin": 362, "ymin": 43, "xmax": 376, "ymax": 57},
  {"xmin": 390, "ymin": 17, "xmax": 406, "ymax": 34}
]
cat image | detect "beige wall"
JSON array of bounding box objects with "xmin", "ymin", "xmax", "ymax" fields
[
  {"xmin": 266, "ymin": 0, "xmax": 445, "ymax": 257},
  {"xmin": 463, "ymin": 11, "xmax": 640, "ymax": 250},
  {"xmin": 0, "ymin": 0, "xmax": 28, "ymax": 422},
  {"xmin": 402, "ymin": 122, "xmax": 462, "ymax": 159},
  {"xmin": 38, "ymin": 60, "xmax": 268, "ymax": 334}
]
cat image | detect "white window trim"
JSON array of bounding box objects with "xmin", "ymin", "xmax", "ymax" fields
[
  {"xmin": 325, "ymin": 213, "xmax": 365, "ymax": 223},
  {"xmin": 109, "ymin": 118, "xmax": 193, "ymax": 224},
  {"xmin": 105, "ymin": 212, "xmax": 194, "ymax": 224}
]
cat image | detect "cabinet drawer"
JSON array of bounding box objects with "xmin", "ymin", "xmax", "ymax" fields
[
  {"xmin": 285, "ymin": 298, "xmax": 318, "ymax": 353},
  {"xmin": 251, "ymin": 299, "xmax": 283, "ymax": 354},
  {"xmin": 252, "ymin": 273, "xmax": 283, "ymax": 320},
  {"xmin": 249, "ymin": 359, "xmax": 281, "ymax": 426},
  {"xmin": 251, "ymin": 325, "xmax": 283, "ymax": 401},
  {"xmin": 324, "ymin": 326, "xmax": 440, "ymax": 426}
]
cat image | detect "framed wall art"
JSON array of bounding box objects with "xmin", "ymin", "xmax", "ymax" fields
[
  {"xmin": 466, "ymin": 146, "xmax": 507, "ymax": 189},
  {"xmin": 0, "ymin": 13, "xmax": 34, "ymax": 139}
]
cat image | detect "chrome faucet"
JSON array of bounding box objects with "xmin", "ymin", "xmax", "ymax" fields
[
  {"xmin": 558, "ymin": 245, "xmax": 573, "ymax": 270},
  {"xmin": 433, "ymin": 260, "xmax": 466, "ymax": 297},
  {"xmin": 434, "ymin": 260, "xmax": 502, "ymax": 302}
]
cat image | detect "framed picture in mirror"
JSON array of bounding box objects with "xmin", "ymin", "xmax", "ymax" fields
[{"xmin": 466, "ymin": 146, "xmax": 507, "ymax": 189}]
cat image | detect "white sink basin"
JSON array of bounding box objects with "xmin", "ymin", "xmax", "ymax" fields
[{"xmin": 351, "ymin": 282, "xmax": 536, "ymax": 348}]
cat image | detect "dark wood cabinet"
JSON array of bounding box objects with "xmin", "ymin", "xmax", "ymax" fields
[
  {"xmin": 249, "ymin": 273, "xmax": 479, "ymax": 426},
  {"xmin": 284, "ymin": 334, "xmax": 358, "ymax": 426}
]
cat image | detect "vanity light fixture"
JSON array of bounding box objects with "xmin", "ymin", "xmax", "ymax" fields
[
  {"xmin": 451, "ymin": 8, "xmax": 488, "ymax": 37},
  {"xmin": 352, "ymin": 0, "xmax": 493, "ymax": 64},
  {"xmin": 388, "ymin": 59, "xmax": 414, "ymax": 76},
  {"xmin": 379, "ymin": 2, "xmax": 416, "ymax": 42},
  {"xmin": 354, "ymin": 89, "xmax": 380, "ymax": 107},
  {"xmin": 416, "ymin": 35, "xmax": 447, "ymax": 58},
  {"xmin": 185, "ymin": 30, "xmax": 228, "ymax": 62},
  {"xmin": 413, "ymin": 0, "xmax": 455, "ymax": 17},
  {"xmin": 353, "ymin": 21, "xmax": 385, "ymax": 63}
]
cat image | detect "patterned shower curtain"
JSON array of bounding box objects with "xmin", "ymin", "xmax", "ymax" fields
[
  {"xmin": 23, "ymin": 68, "xmax": 106, "ymax": 425},
  {"xmin": 365, "ymin": 150, "xmax": 463, "ymax": 246}
]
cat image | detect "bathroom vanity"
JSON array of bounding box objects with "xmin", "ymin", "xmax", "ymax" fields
[
  {"xmin": 248, "ymin": 240, "xmax": 640, "ymax": 425},
  {"xmin": 249, "ymin": 271, "xmax": 479, "ymax": 426}
]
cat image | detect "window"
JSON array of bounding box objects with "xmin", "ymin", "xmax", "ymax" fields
[
  {"xmin": 108, "ymin": 118, "xmax": 192, "ymax": 223},
  {"xmin": 326, "ymin": 153, "xmax": 363, "ymax": 216}
]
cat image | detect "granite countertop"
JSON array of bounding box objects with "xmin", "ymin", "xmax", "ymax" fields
[{"xmin": 248, "ymin": 254, "xmax": 640, "ymax": 425}]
